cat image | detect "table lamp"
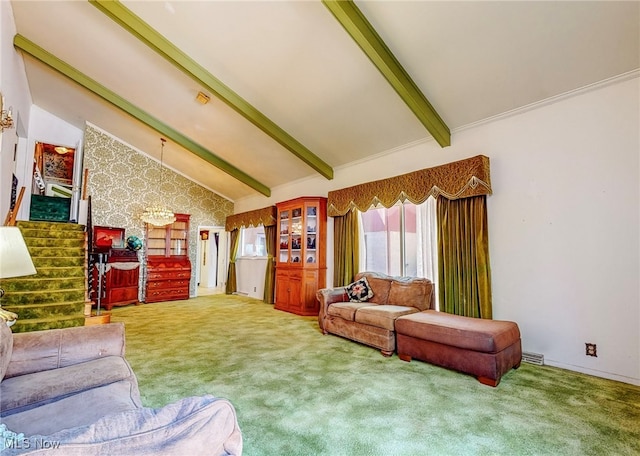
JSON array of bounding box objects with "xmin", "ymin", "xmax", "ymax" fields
[{"xmin": 0, "ymin": 226, "xmax": 37, "ymax": 325}]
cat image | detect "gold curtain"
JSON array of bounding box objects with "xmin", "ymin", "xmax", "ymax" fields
[
  {"xmin": 437, "ymin": 195, "xmax": 492, "ymax": 318},
  {"xmin": 333, "ymin": 208, "xmax": 360, "ymax": 287},
  {"xmin": 224, "ymin": 206, "xmax": 277, "ymax": 302},
  {"xmin": 263, "ymin": 224, "xmax": 277, "ymax": 304},
  {"xmin": 328, "ymin": 155, "xmax": 491, "ymax": 216},
  {"xmin": 225, "ymin": 229, "xmax": 240, "ymax": 295},
  {"xmin": 225, "ymin": 206, "xmax": 277, "ymax": 231}
]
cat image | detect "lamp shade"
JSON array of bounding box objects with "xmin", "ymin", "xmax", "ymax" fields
[{"xmin": 0, "ymin": 227, "xmax": 37, "ymax": 279}]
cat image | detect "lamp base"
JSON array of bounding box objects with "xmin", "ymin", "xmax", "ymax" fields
[{"xmin": 0, "ymin": 302, "xmax": 18, "ymax": 324}]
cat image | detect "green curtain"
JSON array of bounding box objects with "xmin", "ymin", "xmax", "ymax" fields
[
  {"xmin": 225, "ymin": 229, "xmax": 240, "ymax": 295},
  {"xmin": 437, "ymin": 195, "xmax": 492, "ymax": 319},
  {"xmin": 333, "ymin": 208, "xmax": 360, "ymax": 287},
  {"xmin": 263, "ymin": 224, "xmax": 277, "ymax": 304}
]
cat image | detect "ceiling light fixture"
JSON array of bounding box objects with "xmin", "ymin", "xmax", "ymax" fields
[
  {"xmin": 196, "ymin": 91, "xmax": 210, "ymax": 105},
  {"xmin": 141, "ymin": 138, "xmax": 176, "ymax": 227},
  {"xmin": 54, "ymin": 146, "xmax": 70, "ymax": 154}
]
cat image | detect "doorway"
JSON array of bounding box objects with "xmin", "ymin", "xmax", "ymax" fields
[
  {"xmin": 196, "ymin": 226, "xmax": 228, "ymax": 296},
  {"xmin": 30, "ymin": 142, "xmax": 81, "ymax": 223},
  {"xmin": 33, "ymin": 142, "xmax": 76, "ymax": 197}
]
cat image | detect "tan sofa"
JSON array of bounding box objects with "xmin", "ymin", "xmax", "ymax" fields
[
  {"xmin": 317, "ymin": 272, "xmax": 435, "ymax": 356},
  {"xmin": 0, "ymin": 322, "xmax": 242, "ymax": 455}
]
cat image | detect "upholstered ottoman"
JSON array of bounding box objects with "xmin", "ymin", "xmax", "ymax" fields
[{"xmin": 395, "ymin": 310, "xmax": 522, "ymax": 386}]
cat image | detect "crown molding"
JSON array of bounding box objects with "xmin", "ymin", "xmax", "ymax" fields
[{"xmin": 454, "ymin": 69, "xmax": 640, "ymax": 134}]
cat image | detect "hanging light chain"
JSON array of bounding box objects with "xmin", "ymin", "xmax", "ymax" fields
[{"xmin": 141, "ymin": 137, "xmax": 175, "ymax": 227}]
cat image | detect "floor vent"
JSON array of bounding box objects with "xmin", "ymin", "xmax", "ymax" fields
[{"xmin": 522, "ymin": 352, "xmax": 544, "ymax": 365}]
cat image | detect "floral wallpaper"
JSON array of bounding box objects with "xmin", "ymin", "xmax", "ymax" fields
[
  {"xmin": 43, "ymin": 151, "xmax": 74, "ymax": 184},
  {"xmin": 83, "ymin": 125, "xmax": 234, "ymax": 299}
]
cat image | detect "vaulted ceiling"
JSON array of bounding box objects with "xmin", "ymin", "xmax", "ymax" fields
[{"xmin": 9, "ymin": 1, "xmax": 639, "ymax": 202}]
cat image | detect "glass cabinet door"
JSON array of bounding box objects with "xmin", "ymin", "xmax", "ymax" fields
[
  {"xmin": 279, "ymin": 210, "xmax": 290, "ymax": 263},
  {"xmin": 305, "ymin": 204, "xmax": 318, "ymax": 264},
  {"xmin": 170, "ymin": 220, "xmax": 188, "ymax": 256},
  {"xmin": 290, "ymin": 206, "xmax": 303, "ymax": 264}
]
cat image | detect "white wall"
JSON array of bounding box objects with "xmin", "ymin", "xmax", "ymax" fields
[
  {"xmin": 236, "ymin": 257, "xmax": 267, "ymax": 299},
  {"xmin": 0, "ymin": 2, "xmax": 83, "ymax": 222},
  {"xmin": 17, "ymin": 106, "xmax": 84, "ymax": 221},
  {"xmin": 235, "ymin": 75, "xmax": 640, "ymax": 385},
  {"xmin": 0, "ymin": 0, "xmax": 32, "ymax": 221}
]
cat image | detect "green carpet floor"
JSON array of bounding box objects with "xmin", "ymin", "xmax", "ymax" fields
[{"xmin": 110, "ymin": 295, "xmax": 640, "ymax": 456}]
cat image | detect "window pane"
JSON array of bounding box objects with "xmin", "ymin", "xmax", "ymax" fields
[
  {"xmin": 360, "ymin": 205, "xmax": 402, "ymax": 276},
  {"xmin": 403, "ymin": 203, "xmax": 417, "ymax": 277},
  {"xmin": 240, "ymin": 226, "xmax": 266, "ymax": 257}
]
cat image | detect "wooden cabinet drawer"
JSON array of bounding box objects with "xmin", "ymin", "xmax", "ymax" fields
[
  {"xmin": 146, "ymin": 288, "xmax": 189, "ymax": 303},
  {"xmin": 147, "ymin": 269, "xmax": 191, "ymax": 281},
  {"xmin": 146, "ymin": 279, "xmax": 190, "ymax": 289},
  {"xmin": 108, "ymin": 287, "xmax": 138, "ymax": 303}
]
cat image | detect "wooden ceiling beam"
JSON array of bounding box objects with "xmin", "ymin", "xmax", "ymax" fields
[
  {"xmin": 90, "ymin": 0, "xmax": 334, "ymax": 180},
  {"xmin": 323, "ymin": 0, "xmax": 451, "ymax": 147},
  {"xmin": 13, "ymin": 34, "xmax": 271, "ymax": 197}
]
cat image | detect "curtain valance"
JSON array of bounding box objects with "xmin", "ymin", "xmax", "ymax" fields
[
  {"xmin": 327, "ymin": 155, "xmax": 491, "ymax": 217},
  {"xmin": 225, "ymin": 206, "xmax": 277, "ymax": 231}
]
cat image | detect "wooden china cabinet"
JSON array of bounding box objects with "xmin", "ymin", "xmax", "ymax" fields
[
  {"xmin": 275, "ymin": 197, "xmax": 327, "ymax": 316},
  {"xmin": 144, "ymin": 213, "xmax": 191, "ymax": 303}
]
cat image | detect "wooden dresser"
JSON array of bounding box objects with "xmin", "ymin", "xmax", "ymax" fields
[{"xmin": 144, "ymin": 214, "xmax": 191, "ymax": 303}]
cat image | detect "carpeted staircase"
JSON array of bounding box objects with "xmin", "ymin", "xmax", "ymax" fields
[{"xmin": 0, "ymin": 221, "xmax": 87, "ymax": 332}]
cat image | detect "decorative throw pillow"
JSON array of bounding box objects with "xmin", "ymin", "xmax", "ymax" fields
[{"xmin": 345, "ymin": 277, "xmax": 374, "ymax": 302}]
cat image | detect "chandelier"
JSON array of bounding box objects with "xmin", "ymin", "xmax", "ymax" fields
[{"xmin": 141, "ymin": 138, "xmax": 176, "ymax": 227}]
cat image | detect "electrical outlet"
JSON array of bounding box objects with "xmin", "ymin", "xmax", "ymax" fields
[{"xmin": 585, "ymin": 343, "xmax": 597, "ymax": 357}]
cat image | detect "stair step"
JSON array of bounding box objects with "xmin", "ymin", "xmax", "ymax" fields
[
  {"xmin": 25, "ymin": 237, "xmax": 85, "ymax": 248},
  {"xmin": 28, "ymin": 246, "xmax": 85, "ymax": 257},
  {"xmin": 18, "ymin": 225, "xmax": 85, "ymax": 239},
  {"xmin": 33, "ymin": 257, "xmax": 85, "ymax": 268},
  {"xmin": 0, "ymin": 277, "xmax": 85, "ymax": 292},
  {"xmin": 1, "ymin": 288, "xmax": 85, "ymax": 306},
  {"xmin": 4, "ymin": 301, "xmax": 85, "ymax": 320},
  {"xmin": 10, "ymin": 315, "xmax": 87, "ymax": 333},
  {"xmin": 17, "ymin": 221, "xmax": 84, "ymax": 232},
  {"xmin": 27, "ymin": 266, "xmax": 85, "ymax": 279}
]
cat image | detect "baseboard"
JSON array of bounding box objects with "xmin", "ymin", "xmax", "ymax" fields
[{"xmin": 544, "ymin": 360, "xmax": 640, "ymax": 386}]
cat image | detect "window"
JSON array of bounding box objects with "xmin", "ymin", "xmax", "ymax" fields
[
  {"xmin": 239, "ymin": 226, "xmax": 266, "ymax": 257},
  {"xmin": 359, "ymin": 197, "xmax": 438, "ymax": 306},
  {"xmin": 360, "ymin": 203, "xmax": 403, "ymax": 276}
]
